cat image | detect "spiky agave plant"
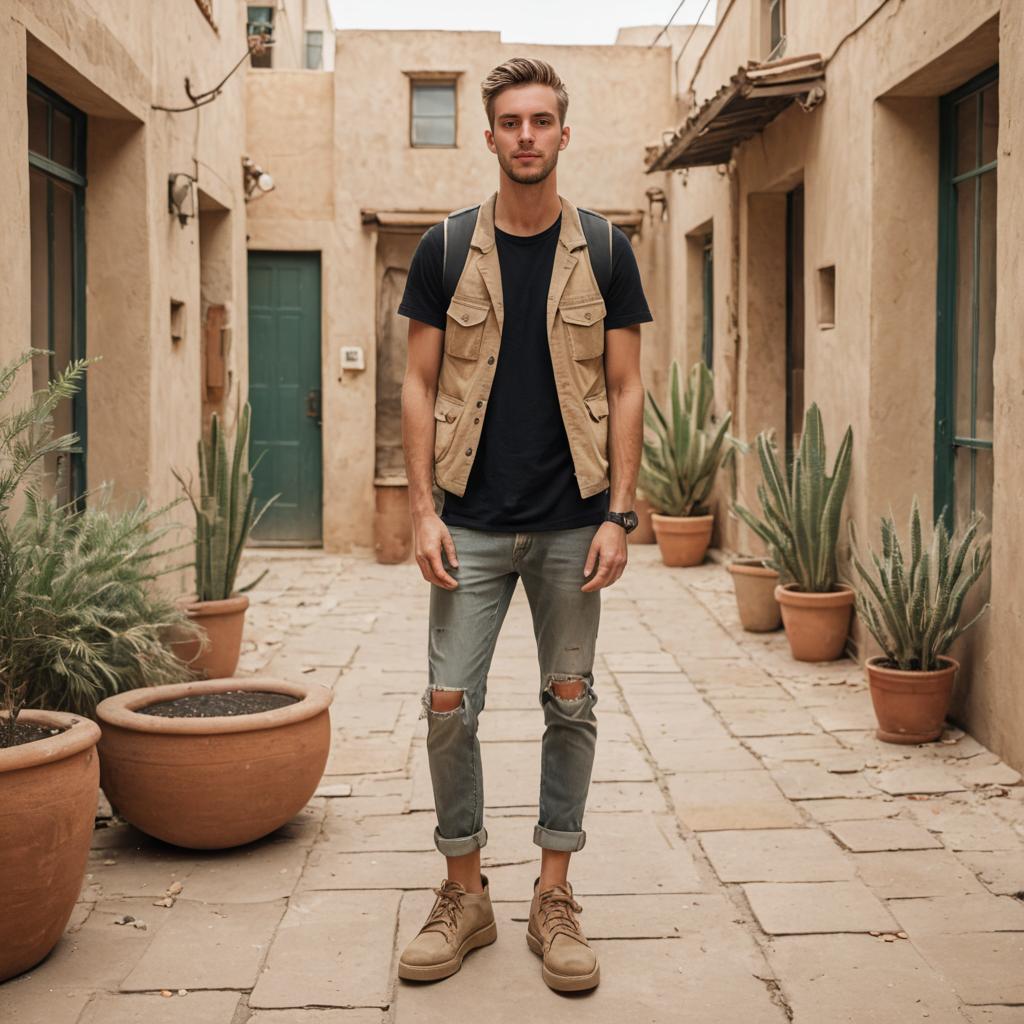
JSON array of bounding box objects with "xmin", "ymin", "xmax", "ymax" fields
[
  {"xmin": 733, "ymin": 403, "xmax": 853, "ymax": 592},
  {"xmin": 173, "ymin": 400, "xmax": 279, "ymax": 603},
  {"xmin": 639, "ymin": 360, "xmax": 742, "ymax": 518},
  {"xmin": 849, "ymin": 498, "xmax": 991, "ymax": 672}
]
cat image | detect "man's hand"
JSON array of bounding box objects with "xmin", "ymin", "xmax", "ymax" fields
[
  {"xmin": 581, "ymin": 521, "xmax": 628, "ymax": 592},
  {"xmin": 414, "ymin": 514, "xmax": 459, "ymax": 589}
]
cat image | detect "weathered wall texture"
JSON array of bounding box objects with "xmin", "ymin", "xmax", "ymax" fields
[
  {"xmin": 246, "ymin": 31, "xmax": 675, "ymax": 550},
  {"xmin": 656, "ymin": 0, "xmax": 1019, "ymax": 767}
]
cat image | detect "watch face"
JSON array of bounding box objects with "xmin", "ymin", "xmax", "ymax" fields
[{"xmin": 624, "ymin": 511, "xmax": 639, "ymax": 533}]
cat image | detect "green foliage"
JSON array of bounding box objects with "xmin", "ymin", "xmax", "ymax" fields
[
  {"xmin": 638, "ymin": 360, "xmax": 743, "ymax": 518},
  {"xmin": 849, "ymin": 498, "xmax": 991, "ymax": 671},
  {"xmin": 0, "ymin": 349, "xmax": 202, "ymax": 738},
  {"xmin": 173, "ymin": 401, "xmax": 279, "ymax": 602},
  {"xmin": 733, "ymin": 403, "xmax": 853, "ymax": 592}
]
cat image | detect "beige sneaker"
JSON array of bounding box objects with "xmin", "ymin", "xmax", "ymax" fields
[
  {"xmin": 398, "ymin": 876, "xmax": 497, "ymax": 982},
  {"xmin": 526, "ymin": 878, "xmax": 600, "ymax": 991}
]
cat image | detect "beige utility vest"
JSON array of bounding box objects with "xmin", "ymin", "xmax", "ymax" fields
[{"xmin": 433, "ymin": 192, "xmax": 611, "ymax": 500}]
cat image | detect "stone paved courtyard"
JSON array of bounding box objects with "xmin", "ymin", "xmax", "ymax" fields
[{"xmin": 6, "ymin": 545, "xmax": 1024, "ymax": 1023}]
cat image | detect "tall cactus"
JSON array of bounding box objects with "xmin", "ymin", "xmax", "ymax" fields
[
  {"xmin": 639, "ymin": 360, "xmax": 743, "ymax": 518},
  {"xmin": 174, "ymin": 402, "xmax": 279, "ymax": 602},
  {"xmin": 733, "ymin": 404, "xmax": 852, "ymax": 592}
]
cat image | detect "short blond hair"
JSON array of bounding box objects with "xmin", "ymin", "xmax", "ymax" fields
[{"xmin": 481, "ymin": 58, "xmax": 569, "ymax": 128}]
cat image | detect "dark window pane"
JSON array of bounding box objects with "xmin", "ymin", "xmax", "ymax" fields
[
  {"xmin": 953, "ymin": 178, "xmax": 975, "ymax": 439},
  {"xmin": 955, "ymin": 93, "xmax": 978, "ymax": 176},
  {"xmin": 770, "ymin": 0, "xmax": 783, "ymax": 50},
  {"xmin": 305, "ymin": 30, "xmax": 323, "ymax": 69},
  {"xmin": 412, "ymin": 115, "xmax": 455, "ymax": 146},
  {"xmin": 975, "ymin": 170, "xmax": 996, "ymax": 441},
  {"xmin": 981, "ymin": 81, "xmax": 998, "ymax": 166},
  {"xmin": 28, "ymin": 90, "xmax": 48, "ymax": 157},
  {"xmin": 413, "ymin": 84, "xmax": 455, "ymax": 117},
  {"xmin": 52, "ymin": 108, "xmax": 74, "ymax": 169},
  {"xmin": 29, "ymin": 169, "xmax": 50, "ymax": 392}
]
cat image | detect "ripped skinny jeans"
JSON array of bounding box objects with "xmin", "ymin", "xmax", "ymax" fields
[{"xmin": 422, "ymin": 524, "xmax": 601, "ymax": 856}]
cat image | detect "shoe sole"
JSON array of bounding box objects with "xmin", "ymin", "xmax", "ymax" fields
[
  {"xmin": 526, "ymin": 929, "xmax": 601, "ymax": 992},
  {"xmin": 398, "ymin": 919, "xmax": 497, "ymax": 982}
]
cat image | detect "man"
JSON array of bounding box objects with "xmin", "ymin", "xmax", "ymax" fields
[{"xmin": 396, "ymin": 57, "xmax": 651, "ymax": 992}]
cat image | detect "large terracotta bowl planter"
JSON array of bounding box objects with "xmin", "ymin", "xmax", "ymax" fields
[
  {"xmin": 96, "ymin": 676, "xmax": 332, "ymax": 850},
  {"xmin": 171, "ymin": 593, "xmax": 249, "ymax": 679},
  {"xmin": 867, "ymin": 656, "xmax": 958, "ymax": 744},
  {"xmin": 0, "ymin": 710, "xmax": 101, "ymax": 982},
  {"xmin": 651, "ymin": 513, "xmax": 713, "ymax": 567},
  {"xmin": 774, "ymin": 583, "xmax": 855, "ymax": 662},
  {"xmin": 728, "ymin": 559, "xmax": 782, "ymax": 632}
]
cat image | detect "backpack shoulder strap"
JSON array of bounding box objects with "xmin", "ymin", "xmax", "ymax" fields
[
  {"xmin": 577, "ymin": 207, "xmax": 613, "ymax": 300},
  {"xmin": 442, "ymin": 204, "xmax": 481, "ymax": 305}
]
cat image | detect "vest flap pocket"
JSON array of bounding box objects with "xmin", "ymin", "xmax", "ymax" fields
[
  {"xmin": 584, "ymin": 392, "xmax": 609, "ymax": 421},
  {"xmin": 445, "ymin": 300, "xmax": 488, "ymax": 359},
  {"xmin": 434, "ymin": 391, "xmax": 465, "ymax": 423},
  {"xmin": 560, "ymin": 298, "xmax": 607, "ymax": 360}
]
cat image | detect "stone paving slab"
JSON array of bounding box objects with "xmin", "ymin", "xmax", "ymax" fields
[
  {"xmin": 245, "ymin": 1011, "xmax": 385, "ymax": 1024},
  {"xmin": 700, "ymin": 829, "xmax": 855, "ymax": 883},
  {"xmin": 853, "ymin": 850, "xmax": 987, "ymax": 898},
  {"xmin": 887, "ymin": 893, "xmax": 1024, "ymax": 935},
  {"xmin": 78, "ymin": 992, "xmax": 241, "ymax": 1024},
  {"xmin": 668, "ymin": 771, "xmax": 804, "ymax": 831},
  {"xmin": 743, "ymin": 880, "xmax": 898, "ymax": 935},
  {"xmin": 828, "ymin": 818, "xmax": 944, "ymax": 852},
  {"xmin": 913, "ymin": 933, "xmax": 1024, "ymax": 1004}
]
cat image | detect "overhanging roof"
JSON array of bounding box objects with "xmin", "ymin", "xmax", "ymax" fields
[{"xmin": 646, "ymin": 54, "xmax": 826, "ymax": 172}]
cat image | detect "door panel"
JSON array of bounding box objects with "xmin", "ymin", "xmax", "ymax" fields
[{"xmin": 247, "ymin": 251, "xmax": 322, "ymax": 544}]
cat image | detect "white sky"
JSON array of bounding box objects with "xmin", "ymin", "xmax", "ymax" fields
[{"xmin": 325, "ymin": 0, "xmax": 718, "ymax": 46}]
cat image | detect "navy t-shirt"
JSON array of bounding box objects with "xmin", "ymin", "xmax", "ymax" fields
[{"xmin": 398, "ymin": 212, "xmax": 652, "ymax": 532}]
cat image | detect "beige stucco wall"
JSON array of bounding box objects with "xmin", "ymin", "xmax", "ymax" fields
[
  {"xmin": 246, "ymin": 30, "xmax": 675, "ymax": 550},
  {"xmin": 657, "ymin": 0, "xmax": 1019, "ymax": 767},
  {"xmin": 0, "ymin": 0, "xmax": 250, "ymax": 595}
]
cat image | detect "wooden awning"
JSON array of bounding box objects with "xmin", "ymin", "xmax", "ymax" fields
[{"xmin": 645, "ymin": 54, "xmax": 826, "ymax": 172}]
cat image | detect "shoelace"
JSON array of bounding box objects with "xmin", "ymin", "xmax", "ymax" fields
[
  {"xmin": 420, "ymin": 881, "xmax": 466, "ymax": 937},
  {"xmin": 539, "ymin": 886, "xmax": 585, "ymax": 945}
]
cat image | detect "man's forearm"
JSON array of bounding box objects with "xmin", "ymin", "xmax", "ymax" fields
[
  {"xmin": 401, "ymin": 380, "xmax": 438, "ymax": 520},
  {"xmin": 607, "ymin": 382, "xmax": 644, "ymax": 510}
]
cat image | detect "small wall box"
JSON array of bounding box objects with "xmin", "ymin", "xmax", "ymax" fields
[{"xmin": 341, "ymin": 346, "xmax": 365, "ymax": 371}]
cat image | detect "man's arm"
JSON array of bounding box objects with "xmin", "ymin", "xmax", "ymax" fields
[
  {"xmin": 581, "ymin": 325, "xmax": 644, "ymax": 592},
  {"xmin": 401, "ymin": 318, "xmax": 459, "ymax": 589}
]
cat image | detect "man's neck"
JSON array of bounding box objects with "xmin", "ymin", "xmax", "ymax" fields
[{"xmin": 494, "ymin": 176, "xmax": 561, "ymax": 237}]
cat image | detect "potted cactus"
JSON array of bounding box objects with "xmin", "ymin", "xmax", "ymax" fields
[
  {"xmin": 639, "ymin": 360, "xmax": 741, "ymax": 567},
  {"xmin": 849, "ymin": 499, "xmax": 991, "ymax": 743},
  {"xmin": 171, "ymin": 401, "xmax": 279, "ymax": 678},
  {"xmin": 733, "ymin": 404, "xmax": 854, "ymax": 661}
]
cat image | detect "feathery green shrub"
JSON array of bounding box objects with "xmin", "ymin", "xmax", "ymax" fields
[
  {"xmin": 732, "ymin": 403, "xmax": 853, "ymax": 592},
  {"xmin": 849, "ymin": 498, "xmax": 991, "ymax": 671},
  {"xmin": 639, "ymin": 360, "xmax": 742, "ymax": 518}
]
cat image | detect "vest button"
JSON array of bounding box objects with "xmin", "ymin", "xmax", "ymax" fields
[
  {"xmin": 465, "ymin": 447, "xmax": 473, "ymax": 456},
  {"xmin": 476, "ymin": 400, "xmax": 483, "ymax": 407},
  {"xmin": 474, "ymin": 417, "xmax": 480, "ymax": 424},
  {"xmin": 445, "ymin": 413, "xmax": 456, "ymax": 422},
  {"xmin": 487, "ymin": 356, "xmax": 495, "ymax": 365},
  {"xmin": 584, "ymin": 311, "xmax": 592, "ymax": 320},
  {"xmin": 460, "ymin": 313, "xmax": 469, "ymax": 322}
]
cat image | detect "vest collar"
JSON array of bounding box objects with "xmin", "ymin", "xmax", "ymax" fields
[{"xmin": 470, "ymin": 192, "xmax": 587, "ymax": 255}]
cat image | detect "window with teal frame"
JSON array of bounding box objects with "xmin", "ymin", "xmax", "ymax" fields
[
  {"xmin": 701, "ymin": 234, "xmax": 714, "ymax": 368},
  {"xmin": 27, "ymin": 77, "xmax": 87, "ymax": 510},
  {"xmin": 934, "ymin": 65, "xmax": 998, "ymax": 532}
]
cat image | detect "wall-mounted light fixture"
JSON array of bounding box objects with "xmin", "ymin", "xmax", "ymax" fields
[
  {"xmin": 168, "ymin": 172, "xmax": 197, "ymax": 226},
  {"xmin": 645, "ymin": 186, "xmax": 668, "ymax": 223},
  {"xmin": 242, "ymin": 156, "xmax": 276, "ymax": 202}
]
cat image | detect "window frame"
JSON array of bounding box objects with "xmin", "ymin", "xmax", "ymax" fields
[
  {"xmin": 701, "ymin": 233, "xmax": 714, "ymax": 368},
  {"xmin": 247, "ymin": 5, "xmax": 274, "ymax": 68},
  {"xmin": 767, "ymin": 0, "xmax": 786, "ymax": 60},
  {"xmin": 407, "ymin": 76, "xmax": 459, "ymax": 149},
  {"xmin": 305, "ymin": 30, "xmax": 324, "ymax": 70},
  {"xmin": 934, "ymin": 63, "xmax": 999, "ymax": 531}
]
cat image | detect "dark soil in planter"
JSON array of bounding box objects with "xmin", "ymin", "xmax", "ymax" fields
[
  {"xmin": 139, "ymin": 691, "xmax": 299, "ymax": 718},
  {"xmin": 0, "ymin": 722, "xmax": 68, "ymax": 749}
]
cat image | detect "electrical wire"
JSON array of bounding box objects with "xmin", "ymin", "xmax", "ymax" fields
[{"xmin": 152, "ymin": 39, "xmax": 272, "ymax": 113}]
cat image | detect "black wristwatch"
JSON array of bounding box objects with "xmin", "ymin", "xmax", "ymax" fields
[{"xmin": 605, "ymin": 510, "xmax": 639, "ymax": 534}]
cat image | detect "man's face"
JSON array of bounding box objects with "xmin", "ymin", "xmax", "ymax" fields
[{"xmin": 486, "ymin": 83, "xmax": 569, "ymax": 186}]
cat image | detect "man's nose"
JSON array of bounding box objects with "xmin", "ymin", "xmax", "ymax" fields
[{"xmin": 517, "ymin": 123, "xmax": 534, "ymax": 146}]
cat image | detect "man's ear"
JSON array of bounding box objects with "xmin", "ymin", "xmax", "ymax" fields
[
  {"xmin": 560, "ymin": 125, "xmax": 571, "ymax": 151},
  {"xmin": 484, "ymin": 128, "xmax": 497, "ymax": 154}
]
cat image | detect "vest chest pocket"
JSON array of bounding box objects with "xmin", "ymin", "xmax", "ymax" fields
[
  {"xmin": 560, "ymin": 298, "xmax": 607, "ymax": 361},
  {"xmin": 445, "ymin": 299, "xmax": 489, "ymax": 360},
  {"xmin": 433, "ymin": 391, "xmax": 464, "ymax": 460}
]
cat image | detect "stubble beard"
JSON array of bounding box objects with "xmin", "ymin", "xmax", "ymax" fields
[{"xmin": 498, "ymin": 147, "xmax": 559, "ymax": 186}]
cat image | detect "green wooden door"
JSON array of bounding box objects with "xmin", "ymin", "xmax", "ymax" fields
[{"xmin": 247, "ymin": 252, "xmax": 323, "ymax": 544}]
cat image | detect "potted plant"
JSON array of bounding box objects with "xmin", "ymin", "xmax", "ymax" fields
[
  {"xmin": 727, "ymin": 555, "xmax": 782, "ymax": 632},
  {"xmin": 639, "ymin": 360, "xmax": 741, "ymax": 567},
  {"xmin": 733, "ymin": 404, "xmax": 854, "ymax": 661},
  {"xmin": 1, "ymin": 350, "xmax": 199, "ymax": 980},
  {"xmin": 171, "ymin": 401, "xmax": 278, "ymax": 678},
  {"xmin": 849, "ymin": 499, "xmax": 991, "ymax": 744}
]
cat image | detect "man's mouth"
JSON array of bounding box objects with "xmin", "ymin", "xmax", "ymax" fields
[{"xmin": 514, "ymin": 153, "xmax": 541, "ymax": 160}]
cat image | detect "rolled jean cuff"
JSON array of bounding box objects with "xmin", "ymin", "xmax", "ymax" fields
[
  {"xmin": 533, "ymin": 824, "xmax": 586, "ymax": 852},
  {"xmin": 434, "ymin": 824, "xmax": 488, "ymax": 857}
]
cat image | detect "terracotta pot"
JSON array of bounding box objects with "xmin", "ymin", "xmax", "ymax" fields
[
  {"xmin": 651, "ymin": 513, "xmax": 714, "ymax": 567},
  {"xmin": 629, "ymin": 496, "xmax": 656, "ymax": 545},
  {"xmin": 374, "ymin": 481, "xmax": 413, "ymax": 564},
  {"xmin": 0, "ymin": 710, "xmax": 101, "ymax": 982},
  {"xmin": 867, "ymin": 656, "xmax": 958, "ymax": 745},
  {"xmin": 728, "ymin": 559, "xmax": 782, "ymax": 632},
  {"xmin": 96, "ymin": 676, "xmax": 332, "ymax": 849},
  {"xmin": 774, "ymin": 583, "xmax": 855, "ymax": 662},
  {"xmin": 171, "ymin": 594, "xmax": 249, "ymax": 679}
]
